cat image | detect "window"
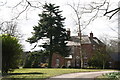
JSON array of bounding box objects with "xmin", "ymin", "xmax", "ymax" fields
[
  {"xmin": 71, "ymin": 46, "xmax": 74, "ymax": 54},
  {"xmin": 67, "ymin": 61, "xmax": 71, "ymax": 67},
  {"xmin": 84, "ymin": 62, "xmax": 87, "ymax": 65},
  {"xmin": 84, "ymin": 62, "xmax": 88, "ymax": 68},
  {"xmin": 56, "ymin": 59, "xmax": 60, "ymax": 67},
  {"xmin": 84, "ymin": 56, "xmax": 87, "ymax": 59}
]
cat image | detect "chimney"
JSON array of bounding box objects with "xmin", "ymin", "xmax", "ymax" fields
[
  {"xmin": 66, "ymin": 28, "xmax": 71, "ymax": 37},
  {"xmin": 90, "ymin": 31, "xmax": 93, "ymax": 38}
]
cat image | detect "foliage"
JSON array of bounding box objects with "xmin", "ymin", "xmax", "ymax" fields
[
  {"xmin": 24, "ymin": 50, "xmax": 48, "ymax": 68},
  {"xmin": 88, "ymin": 47, "xmax": 109, "ymax": 69},
  {"xmin": 2, "ymin": 34, "xmax": 23, "ymax": 74},
  {"xmin": 104, "ymin": 72, "xmax": 120, "ymax": 79},
  {"xmin": 88, "ymin": 54, "xmax": 103, "ymax": 68},
  {"xmin": 27, "ymin": 3, "xmax": 69, "ymax": 67},
  {"xmin": 23, "ymin": 52, "xmax": 34, "ymax": 68},
  {"xmin": 96, "ymin": 72, "xmax": 120, "ymax": 80}
]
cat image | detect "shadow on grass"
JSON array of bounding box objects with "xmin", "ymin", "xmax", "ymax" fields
[
  {"xmin": 2, "ymin": 72, "xmax": 46, "ymax": 76},
  {"xmin": 2, "ymin": 72, "xmax": 46, "ymax": 80},
  {"xmin": 2, "ymin": 78, "xmax": 46, "ymax": 80},
  {"xmin": 8, "ymin": 72, "xmax": 45, "ymax": 75}
]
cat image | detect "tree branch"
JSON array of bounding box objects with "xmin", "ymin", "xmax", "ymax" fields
[
  {"xmin": 104, "ymin": 7, "xmax": 120, "ymax": 15},
  {"xmin": 12, "ymin": 4, "xmax": 29, "ymax": 20},
  {"xmin": 0, "ymin": 1, "xmax": 7, "ymax": 6},
  {"xmin": 12, "ymin": 0, "xmax": 43, "ymax": 20}
]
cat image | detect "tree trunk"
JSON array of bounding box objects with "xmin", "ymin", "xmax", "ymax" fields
[
  {"xmin": 48, "ymin": 52, "xmax": 53, "ymax": 68},
  {"xmin": 79, "ymin": 30, "xmax": 83, "ymax": 69},
  {"xmin": 48, "ymin": 35, "xmax": 53, "ymax": 68},
  {"xmin": 102, "ymin": 60, "xmax": 105, "ymax": 69}
]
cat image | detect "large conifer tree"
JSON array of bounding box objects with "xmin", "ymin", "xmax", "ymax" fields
[{"xmin": 27, "ymin": 3, "xmax": 69, "ymax": 67}]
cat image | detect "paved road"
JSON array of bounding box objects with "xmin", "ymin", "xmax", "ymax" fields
[{"xmin": 46, "ymin": 71, "xmax": 119, "ymax": 80}]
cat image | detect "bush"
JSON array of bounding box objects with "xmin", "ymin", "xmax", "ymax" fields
[
  {"xmin": 24, "ymin": 51, "xmax": 48, "ymax": 68},
  {"xmin": 104, "ymin": 72, "xmax": 120, "ymax": 79},
  {"xmin": 2, "ymin": 34, "xmax": 23, "ymax": 74}
]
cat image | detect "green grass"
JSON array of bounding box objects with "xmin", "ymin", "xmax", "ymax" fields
[{"xmin": 3, "ymin": 68, "xmax": 117, "ymax": 79}]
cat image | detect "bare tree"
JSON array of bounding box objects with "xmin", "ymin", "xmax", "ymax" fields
[
  {"xmin": 0, "ymin": 21, "xmax": 22, "ymax": 38},
  {"xmin": 67, "ymin": 0, "xmax": 109, "ymax": 68}
]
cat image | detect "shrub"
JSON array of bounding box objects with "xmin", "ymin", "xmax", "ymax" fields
[
  {"xmin": 2, "ymin": 34, "xmax": 23, "ymax": 74},
  {"xmin": 104, "ymin": 72, "xmax": 120, "ymax": 79}
]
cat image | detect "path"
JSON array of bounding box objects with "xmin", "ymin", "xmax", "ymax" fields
[{"xmin": 46, "ymin": 70, "xmax": 119, "ymax": 80}]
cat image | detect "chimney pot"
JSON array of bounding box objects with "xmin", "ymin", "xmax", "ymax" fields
[{"xmin": 90, "ymin": 31, "xmax": 93, "ymax": 38}]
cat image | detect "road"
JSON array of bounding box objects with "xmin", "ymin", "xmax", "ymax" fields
[{"xmin": 46, "ymin": 71, "xmax": 119, "ymax": 80}]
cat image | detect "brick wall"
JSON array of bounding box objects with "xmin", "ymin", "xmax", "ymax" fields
[
  {"xmin": 51, "ymin": 53, "xmax": 65, "ymax": 68},
  {"xmin": 51, "ymin": 44, "xmax": 94, "ymax": 68}
]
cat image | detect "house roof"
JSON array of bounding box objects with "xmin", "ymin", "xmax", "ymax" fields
[
  {"xmin": 109, "ymin": 52, "xmax": 120, "ymax": 61},
  {"xmin": 89, "ymin": 37, "xmax": 104, "ymax": 45},
  {"xmin": 66, "ymin": 35, "xmax": 103, "ymax": 46}
]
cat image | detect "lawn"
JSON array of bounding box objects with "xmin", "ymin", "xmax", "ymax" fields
[{"xmin": 2, "ymin": 68, "xmax": 116, "ymax": 79}]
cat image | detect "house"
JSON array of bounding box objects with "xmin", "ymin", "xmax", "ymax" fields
[{"xmin": 51, "ymin": 29, "xmax": 106, "ymax": 68}]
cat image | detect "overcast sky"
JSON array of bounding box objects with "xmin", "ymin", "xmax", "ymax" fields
[{"xmin": 0, "ymin": 0, "xmax": 119, "ymax": 51}]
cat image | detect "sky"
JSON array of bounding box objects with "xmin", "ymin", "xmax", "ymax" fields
[{"xmin": 0, "ymin": 0, "xmax": 119, "ymax": 51}]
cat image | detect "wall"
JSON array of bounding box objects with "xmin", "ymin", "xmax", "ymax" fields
[{"xmin": 51, "ymin": 53, "xmax": 65, "ymax": 68}]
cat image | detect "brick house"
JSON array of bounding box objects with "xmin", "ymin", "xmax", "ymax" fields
[{"xmin": 51, "ymin": 29, "xmax": 106, "ymax": 68}]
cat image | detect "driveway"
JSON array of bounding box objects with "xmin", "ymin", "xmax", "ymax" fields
[{"xmin": 46, "ymin": 70, "xmax": 119, "ymax": 80}]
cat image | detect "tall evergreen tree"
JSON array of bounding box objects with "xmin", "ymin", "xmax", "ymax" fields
[{"xmin": 27, "ymin": 3, "xmax": 69, "ymax": 67}]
